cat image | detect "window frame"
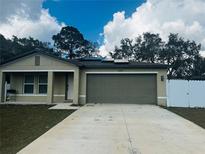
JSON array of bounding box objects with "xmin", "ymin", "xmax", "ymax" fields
[
  {"xmin": 23, "ymin": 74, "xmax": 35, "ymax": 94},
  {"xmin": 38, "ymin": 74, "xmax": 48, "ymax": 94}
]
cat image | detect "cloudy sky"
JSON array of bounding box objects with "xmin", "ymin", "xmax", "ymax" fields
[{"xmin": 0, "ymin": 0, "xmax": 205, "ymax": 56}]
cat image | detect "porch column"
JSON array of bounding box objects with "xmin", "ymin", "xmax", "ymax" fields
[
  {"xmin": 0, "ymin": 71, "xmax": 6, "ymax": 102},
  {"xmin": 47, "ymin": 71, "xmax": 54, "ymax": 103},
  {"xmin": 73, "ymin": 69, "xmax": 79, "ymax": 104}
]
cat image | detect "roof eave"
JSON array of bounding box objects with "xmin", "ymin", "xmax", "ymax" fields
[{"xmin": 80, "ymin": 65, "xmax": 169, "ymax": 69}]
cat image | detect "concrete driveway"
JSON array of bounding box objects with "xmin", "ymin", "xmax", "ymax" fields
[{"xmin": 18, "ymin": 104, "xmax": 205, "ymax": 154}]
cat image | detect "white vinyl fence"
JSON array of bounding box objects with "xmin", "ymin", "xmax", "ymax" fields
[{"xmin": 167, "ymin": 80, "xmax": 205, "ymax": 107}]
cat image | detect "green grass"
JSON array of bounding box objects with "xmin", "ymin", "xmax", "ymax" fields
[
  {"xmin": 0, "ymin": 104, "xmax": 75, "ymax": 154},
  {"xmin": 167, "ymin": 107, "xmax": 205, "ymax": 129}
]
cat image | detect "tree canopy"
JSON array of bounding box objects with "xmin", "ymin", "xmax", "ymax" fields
[
  {"xmin": 0, "ymin": 34, "xmax": 51, "ymax": 64},
  {"xmin": 110, "ymin": 32, "xmax": 205, "ymax": 79},
  {"xmin": 52, "ymin": 26, "xmax": 98, "ymax": 59}
]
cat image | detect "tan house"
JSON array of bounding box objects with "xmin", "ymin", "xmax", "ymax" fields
[{"xmin": 0, "ymin": 50, "xmax": 168, "ymax": 106}]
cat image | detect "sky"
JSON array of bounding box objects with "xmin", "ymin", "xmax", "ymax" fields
[
  {"xmin": 0, "ymin": 0, "xmax": 205, "ymax": 57},
  {"xmin": 43, "ymin": 0, "xmax": 143, "ymax": 42}
]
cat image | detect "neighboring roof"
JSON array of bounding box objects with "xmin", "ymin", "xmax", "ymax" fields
[{"xmin": 0, "ymin": 49, "xmax": 168, "ymax": 69}]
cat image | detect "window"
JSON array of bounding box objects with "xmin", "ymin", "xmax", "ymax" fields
[
  {"xmin": 38, "ymin": 75, "xmax": 47, "ymax": 94},
  {"xmin": 24, "ymin": 75, "xmax": 34, "ymax": 94}
]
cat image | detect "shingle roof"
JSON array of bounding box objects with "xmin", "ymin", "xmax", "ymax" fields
[
  {"xmin": 0, "ymin": 49, "xmax": 168, "ymax": 69},
  {"xmin": 77, "ymin": 60, "xmax": 168, "ymax": 69}
]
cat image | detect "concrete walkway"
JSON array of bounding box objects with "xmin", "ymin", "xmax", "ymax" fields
[
  {"xmin": 49, "ymin": 103, "xmax": 80, "ymax": 110},
  {"xmin": 18, "ymin": 104, "xmax": 205, "ymax": 154}
]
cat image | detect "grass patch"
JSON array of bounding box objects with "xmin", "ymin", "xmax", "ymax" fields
[
  {"xmin": 0, "ymin": 104, "xmax": 75, "ymax": 154},
  {"xmin": 166, "ymin": 107, "xmax": 205, "ymax": 129}
]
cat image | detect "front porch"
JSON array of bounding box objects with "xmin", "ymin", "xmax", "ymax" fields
[{"xmin": 0, "ymin": 71, "xmax": 79, "ymax": 104}]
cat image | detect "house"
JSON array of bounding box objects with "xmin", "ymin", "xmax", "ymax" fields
[{"xmin": 0, "ymin": 50, "xmax": 168, "ymax": 106}]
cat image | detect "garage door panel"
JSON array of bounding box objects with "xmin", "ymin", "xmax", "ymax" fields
[{"xmin": 87, "ymin": 74, "xmax": 157, "ymax": 104}]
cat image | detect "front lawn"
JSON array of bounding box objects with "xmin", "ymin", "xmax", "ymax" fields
[
  {"xmin": 167, "ymin": 107, "xmax": 205, "ymax": 129},
  {"xmin": 0, "ymin": 104, "xmax": 75, "ymax": 154}
]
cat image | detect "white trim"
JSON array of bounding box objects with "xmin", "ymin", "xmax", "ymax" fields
[
  {"xmin": 85, "ymin": 72, "xmax": 158, "ymax": 74},
  {"xmin": 15, "ymin": 94, "xmax": 47, "ymax": 96},
  {"xmin": 158, "ymin": 96, "xmax": 167, "ymax": 99},
  {"xmin": 79, "ymin": 95, "xmax": 86, "ymax": 97},
  {"xmin": 54, "ymin": 94, "xmax": 65, "ymax": 97},
  {"xmin": 2, "ymin": 70, "xmax": 75, "ymax": 72}
]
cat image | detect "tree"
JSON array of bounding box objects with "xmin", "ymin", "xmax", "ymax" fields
[
  {"xmin": 161, "ymin": 33, "xmax": 201, "ymax": 78},
  {"xmin": 11, "ymin": 36, "xmax": 49, "ymax": 54},
  {"xmin": 110, "ymin": 32, "xmax": 203, "ymax": 79},
  {"xmin": 52, "ymin": 26, "xmax": 97, "ymax": 59},
  {"xmin": 110, "ymin": 38, "xmax": 134, "ymax": 60},
  {"xmin": 78, "ymin": 40, "xmax": 99, "ymax": 58},
  {"xmin": 110, "ymin": 46, "xmax": 123, "ymax": 59},
  {"xmin": 137, "ymin": 33, "xmax": 164, "ymax": 63},
  {"xmin": 110, "ymin": 33, "xmax": 164, "ymax": 63},
  {"xmin": 0, "ymin": 34, "xmax": 13, "ymax": 63},
  {"xmin": 133, "ymin": 35, "xmax": 142, "ymax": 62},
  {"xmin": 0, "ymin": 34, "xmax": 50, "ymax": 64},
  {"xmin": 191, "ymin": 55, "xmax": 205, "ymax": 78}
]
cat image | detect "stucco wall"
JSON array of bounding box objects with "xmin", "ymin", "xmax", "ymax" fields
[
  {"xmin": 12, "ymin": 95, "xmax": 47, "ymax": 103},
  {"xmin": 79, "ymin": 68, "xmax": 167, "ymax": 106}
]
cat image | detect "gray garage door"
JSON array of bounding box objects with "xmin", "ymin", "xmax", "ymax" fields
[{"xmin": 86, "ymin": 74, "xmax": 157, "ymax": 104}]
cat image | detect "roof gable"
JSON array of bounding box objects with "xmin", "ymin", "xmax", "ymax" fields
[{"xmin": 0, "ymin": 52, "xmax": 79, "ymax": 71}]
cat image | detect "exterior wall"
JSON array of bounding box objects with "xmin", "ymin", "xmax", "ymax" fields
[
  {"xmin": 67, "ymin": 73, "xmax": 74, "ymax": 100},
  {"xmin": 53, "ymin": 72, "xmax": 66, "ymax": 103},
  {"xmin": 11, "ymin": 73, "xmax": 23, "ymax": 93},
  {"xmin": 79, "ymin": 68, "xmax": 167, "ymax": 106},
  {"xmin": 13, "ymin": 96, "xmax": 47, "ymax": 102},
  {"xmin": 157, "ymin": 70, "xmax": 167, "ymax": 106},
  {"xmin": 0, "ymin": 53, "xmax": 78, "ymax": 103}
]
